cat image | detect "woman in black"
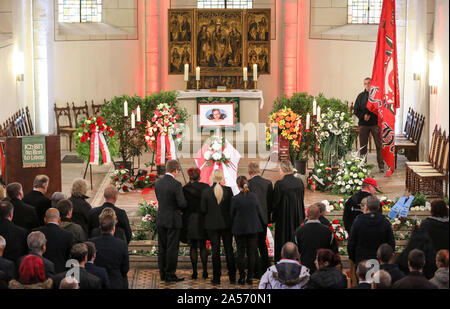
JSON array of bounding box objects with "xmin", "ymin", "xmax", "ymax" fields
[
  {"xmin": 183, "ymin": 168, "xmax": 210, "ymax": 279},
  {"xmin": 231, "ymin": 176, "xmax": 264, "ymax": 285},
  {"xmin": 306, "ymin": 249, "xmax": 348, "ymax": 289},
  {"xmin": 420, "ymin": 200, "xmax": 449, "ymax": 251},
  {"xmin": 200, "ymin": 169, "xmax": 236, "ymax": 285}
]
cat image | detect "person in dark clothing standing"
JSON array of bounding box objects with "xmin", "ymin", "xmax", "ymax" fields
[
  {"xmin": 0, "ymin": 235, "xmax": 16, "ymax": 281},
  {"xmin": 420, "ymin": 199, "xmax": 449, "ymax": 251},
  {"xmin": 349, "ymin": 261, "xmax": 372, "ymax": 289},
  {"xmin": 353, "ymin": 77, "xmax": 384, "ymax": 173},
  {"xmin": 69, "ymin": 178, "xmax": 92, "ymax": 235},
  {"xmin": 155, "ymin": 160, "xmax": 187, "ymax": 282},
  {"xmin": 231, "ymin": 176, "xmax": 264, "ymax": 285},
  {"xmin": 182, "ymin": 167, "xmax": 210, "ymax": 280},
  {"xmin": 22, "ymin": 175, "xmax": 52, "ymax": 226},
  {"xmin": 6, "ymin": 182, "xmax": 39, "ymax": 231},
  {"xmin": 0, "ymin": 201, "xmax": 28, "ymax": 263},
  {"xmin": 377, "ymin": 243, "xmax": 405, "ymax": 285},
  {"xmin": 294, "ymin": 204, "xmax": 338, "ymax": 274},
  {"xmin": 393, "ymin": 249, "xmax": 438, "ymax": 289},
  {"xmin": 347, "ymin": 196, "xmax": 395, "ymax": 266},
  {"xmin": 84, "ymin": 241, "xmax": 110, "ymax": 289},
  {"xmin": 272, "ymin": 160, "xmax": 306, "ymax": 263},
  {"xmin": 201, "ymin": 169, "xmax": 236, "ymax": 285},
  {"xmin": 306, "ymin": 249, "xmax": 347, "ymax": 289},
  {"xmin": 248, "ymin": 162, "xmax": 273, "ymax": 277},
  {"xmin": 343, "ymin": 178, "xmax": 379, "ymax": 232}
]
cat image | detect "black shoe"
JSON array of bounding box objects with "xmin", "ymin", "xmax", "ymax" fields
[
  {"xmin": 211, "ymin": 278, "xmax": 220, "ymax": 285},
  {"xmin": 238, "ymin": 277, "xmax": 246, "ymax": 285},
  {"xmin": 246, "ymin": 279, "xmax": 253, "ymax": 285},
  {"xmin": 202, "ymin": 271, "xmax": 209, "ymax": 279},
  {"xmin": 191, "ymin": 272, "xmax": 198, "ymax": 280},
  {"xmin": 166, "ymin": 276, "xmax": 184, "ymax": 282}
]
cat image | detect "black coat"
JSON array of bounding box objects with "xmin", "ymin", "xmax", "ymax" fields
[
  {"xmin": 22, "ymin": 190, "xmax": 52, "ymax": 226},
  {"xmin": 393, "ymin": 271, "xmax": 438, "ymax": 289},
  {"xmin": 230, "ymin": 192, "xmax": 264, "ymax": 236},
  {"xmin": 0, "ymin": 218, "xmax": 28, "ymax": 263},
  {"xmin": 0, "ymin": 256, "xmax": 16, "ymax": 281},
  {"xmin": 294, "ymin": 221, "xmax": 338, "ymax": 273},
  {"xmin": 90, "ymin": 226, "xmax": 127, "ymax": 243},
  {"xmin": 380, "ymin": 263, "xmax": 405, "ymax": 284},
  {"xmin": 272, "ymin": 174, "xmax": 305, "ymax": 261},
  {"xmin": 349, "ymin": 282, "xmax": 372, "ymax": 289},
  {"xmin": 354, "ymin": 89, "xmax": 378, "ymax": 126},
  {"xmin": 347, "ymin": 212, "xmax": 395, "ymax": 265},
  {"xmin": 33, "ymin": 223, "xmax": 74, "ymax": 273},
  {"xmin": 17, "ymin": 252, "xmax": 56, "ymax": 279},
  {"xmin": 88, "ymin": 202, "xmax": 132, "ymax": 244},
  {"xmin": 155, "ymin": 175, "xmax": 187, "ymax": 229},
  {"xmin": 182, "ymin": 181, "xmax": 210, "ymax": 240},
  {"xmin": 306, "ymin": 267, "xmax": 348, "ymax": 289},
  {"xmin": 248, "ymin": 175, "xmax": 273, "ymax": 226},
  {"xmin": 420, "ymin": 217, "xmax": 449, "ymax": 251},
  {"xmin": 10, "ymin": 198, "xmax": 39, "ymax": 231},
  {"xmin": 91, "ymin": 234, "xmax": 129, "ymax": 289},
  {"xmin": 343, "ymin": 191, "xmax": 372, "ymax": 232},
  {"xmin": 52, "ymin": 267, "xmax": 102, "ymax": 289},
  {"xmin": 85, "ymin": 261, "xmax": 110, "ymax": 289},
  {"xmin": 69, "ymin": 195, "xmax": 92, "ymax": 234},
  {"xmin": 200, "ymin": 184, "xmax": 233, "ymax": 231}
]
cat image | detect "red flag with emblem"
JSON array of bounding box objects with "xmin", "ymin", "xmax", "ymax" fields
[{"xmin": 367, "ymin": 0, "xmax": 400, "ymax": 177}]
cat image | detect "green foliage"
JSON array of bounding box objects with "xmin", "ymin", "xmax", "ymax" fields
[{"xmin": 411, "ymin": 192, "xmax": 427, "ymax": 207}]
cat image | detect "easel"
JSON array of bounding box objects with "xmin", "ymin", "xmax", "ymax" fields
[{"xmin": 83, "ymin": 162, "xmax": 93, "ymax": 190}]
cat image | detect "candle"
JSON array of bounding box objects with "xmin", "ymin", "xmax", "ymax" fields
[
  {"xmin": 124, "ymin": 100, "xmax": 128, "ymax": 117},
  {"xmin": 253, "ymin": 64, "xmax": 258, "ymax": 81},
  {"xmin": 306, "ymin": 113, "xmax": 310, "ymax": 130},
  {"xmin": 184, "ymin": 63, "xmax": 189, "ymax": 81},
  {"xmin": 243, "ymin": 67, "xmax": 248, "ymax": 81},
  {"xmin": 136, "ymin": 105, "xmax": 141, "ymax": 122},
  {"xmin": 131, "ymin": 113, "xmax": 135, "ymax": 129},
  {"xmin": 317, "ymin": 106, "xmax": 321, "ymax": 122},
  {"xmin": 313, "ymin": 99, "xmax": 317, "ymax": 116},
  {"xmin": 196, "ymin": 66, "xmax": 200, "ymax": 81}
]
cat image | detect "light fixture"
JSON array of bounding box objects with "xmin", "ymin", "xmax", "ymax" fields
[
  {"xmin": 412, "ymin": 49, "xmax": 424, "ymax": 81},
  {"xmin": 429, "ymin": 55, "xmax": 441, "ymax": 95},
  {"xmin": 13, "ymin": 49, "xmax": 24, "ymax": 82}
]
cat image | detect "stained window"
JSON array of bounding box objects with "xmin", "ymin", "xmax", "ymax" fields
[
  {"xmin": 348, "ymin": 0, "xmax": 382, "ymax": 24},
  {"xmin": 197, "ymin": 0, "xmax": 252, "ymax": 9},
  {"xmin": 58, "ymin": 0, "xmax": 102, "ymax": 23}
]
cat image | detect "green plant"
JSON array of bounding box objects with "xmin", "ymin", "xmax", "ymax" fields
[{"xmin": 411, "ymin": 192, "xmax": 427, "ymax": 207}]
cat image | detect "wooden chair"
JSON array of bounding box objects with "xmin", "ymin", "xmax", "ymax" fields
[
  {"xmin": 91, "ymin": 99, "xmax": 105, "ymax": 116},
  {"xmin": 395, "ymin": 114, "xmax": 424, "ymax": 168},
  {"xmin": 72, "ymin": 102, "xmax": 89, "ymax": 126},
  {"xmin": 54, "ymin": 103, "xmax": 77, "ymax": 151},
  {"xmin": 25, "ymin": 106, "xmax": 34, "ymax": 135},
  {"xmin": 396, "ymin": 108, "xmax": 413, "ymax": 141}
]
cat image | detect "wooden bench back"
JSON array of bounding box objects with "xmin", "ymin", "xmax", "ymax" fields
[{"xmin": 54, "ymin": 102, "xmax": 74, "ymax": 133}]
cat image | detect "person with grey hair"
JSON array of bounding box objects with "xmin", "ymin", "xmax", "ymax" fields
[
  {"xmin": 69, "ymin": 178, "xmax": 92, "ymax": 234},
  {"xmin": 23, "ymin": 175, "xmax": 52, "ymax": 226},
  {"xmin": 0, "ymin": 200, "xmax": 28, "ymax": 263},
  {"xmin": 0, "ymin": 235, "xmax": 16, "ymax": 281},
  {"xmin": 272, "ymin": 160, "xmax": 305, "ymax": 262},
  {"xmin": 51, "ymin": 192, "xmax": 67, "ymax": 208},
  {"xmin": 371, "ymin": 270, "xmax": 392, "ymax": 289},
  {"xmin": 59, "ymin": 276, "xmax": 79, "ymax": 289},
  {"xmin": 16, "ymin": 231, "xmax": 55, "ymax": 279},
  {"xmin": 259, "ymin": 242, "xmax": 310, "ymax": 289},
  {"xmin": 6, "ymin": 182, "xmax": 39, "ymax": 231},
  {"xmin": 349, "ymin": 260, "xmax": 372, "ymax": 289}
]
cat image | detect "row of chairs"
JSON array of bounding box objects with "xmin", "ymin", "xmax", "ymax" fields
[
  {"xmin": 54, "ymin": 100, "xmax": 105, "ymax": 151},
  {"xmin": 395, "ymin": 108, "xmax": 425, "ymax": 168},
  {"xmin": 0, "ymin": 107, "xmax": 34, "ymax": 138},
  {"xmin": 406, "ymin": 126, "xmax": 449, "ymax": 197}
]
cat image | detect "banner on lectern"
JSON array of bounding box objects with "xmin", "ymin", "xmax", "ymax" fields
[{"xmin": 22, "ymin": 136, "xmax": 46, "ymax": 168}]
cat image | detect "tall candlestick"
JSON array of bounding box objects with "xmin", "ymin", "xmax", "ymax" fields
[
  {"xmin": 313, "ymin": 99, "xmax": 317, "ymax": 116},
  {"xmin": 131, "ymin": 113, "xmax": 135, "ymax": 129},
  {"xmin": 317, "ymin": 106, "xmax": 321, "ymax": 122},
  {"xmin": 253, "ymin": 64, "xmax": 258, "ymax": 81},
  {"xmin": 243, "ymin": 67, "xmax": 248, "ymax": 81},
  {"xmin": 136, "ymin": 105, "xmax": 141, "ymax": 122},
  {"xmin": 196, "ymin": 66, "xmax": 200, "ymax": 81},
  {"xmin": 184, "ymin": 63, "xmax": 189, "ymax": 81},
  {"xmin": 124, "ymin": 100, "xmax": 128, "ymax": 117},
  {"xmin": 306, "ymin": 113, "xmax": 310, "ymax": 130}
]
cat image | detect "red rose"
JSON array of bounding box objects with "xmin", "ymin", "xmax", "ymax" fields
[
  {"xmin": 114, "ymin": 177, "xmax": 119, "ymax": 181},
  {"xmin": 130, "ymin": 179, "xmax": 134, "ymax": 183},
  {"xmin": 90, "ymin": 124, "xmax": 96, "ymax": 131},
  {"xmin": 84, "ymin": 131, "xmax": 89, "ymax": 137},
  {"xmin": 225, "ymin": 160, "xmax": 229, "ymax": 164},
  {"xmin": 176, "ymin": 115, "xmax": 179, "ymax": 120},
  {"xmin": 120, "ymin": 165, "xmax": 124, "ymax": 168},
  {"xmin": 123, "ymin": 174, "xmax": 128, "ymax": 179},
  {"xmin": 268, "ymin": 223, "xmax": 272, "ymax": 227},
  {"xmin": 139, "ymin": 176, "xmax": 145, "ymax": 181},
  {"xmin": 80, "ymin": 136, "xmax": 86, "ymax": 143},
  {"xmin": 98, "ymin": 125, "xmax": 105, "ymax": 131},
  {"xmin": 122, "ymin": 185, "xmax": 128, "ymax": 191},
  {"xmin": 394, "ymin": 225, "xmax": 399, "ymax": 230},
  {"xmin": 332, "ymin": 219, "xmax": 340, "ymax": 224},
  {"xmin": 81, "ymin": 124, "xmax": 85, "ymax": 128}
]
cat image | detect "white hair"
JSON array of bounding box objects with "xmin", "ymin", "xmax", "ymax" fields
[{"xmin": 0, "ymin": 235, "xmax": 5, "ymax": 250}]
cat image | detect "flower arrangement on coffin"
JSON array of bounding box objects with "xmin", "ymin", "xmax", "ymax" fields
[
  {"xmin": 409, "ymin": 204, "xmax": 431, "ymax": 212},
  {"xmin": 75, "ymin": 115, "xmax": 119, "ymax": 165},
  {"xmin": 307, "ymin": 161, "xmax": 334, "ymax": 192},
  {"xmin": 322, "ymin": 199, "xmax": 345, "ymax": 212},
  {"xmin": 390, "ymin": 217, "xmax": 421, "ymax": 231},
  {"xmin": 139, "ymin": 200, "xmax": 158, "ymax": 237},
  {"xmin": 111, "ymin": 166, "xmax": 133, "ymax": 192},
  {"xmin": 395, "ymin": 231, "xmax": 411, "ymax": 241},
  {"xmin": 266, "ymin": 107, "xmax": 302, "ymax": 158},
  {"xmin": 134, "ymin": 174, "xmax": 157, "ymax": 190},
  {"xmin": 330, "ymin": 219, "xmax": 348, "ymax": 245},
  {"xmin": 317, "ymin": 110, "xmax": 355, "ymax": 167},
  {"xmin": 203, "ymin": 136, "xmax": 231, "ymax": 167},
  {"xmin": 380, "ymin": 196, "xmax": 394, "ymax": 212},
  {"xmin": 332, "ymin": 152, "xmax": 373, "ymax": 195},
  {"xmin": 144, "ymin": 103, "xmax": 184, "ymax": 149}
]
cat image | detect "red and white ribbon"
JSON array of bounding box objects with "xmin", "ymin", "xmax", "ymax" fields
[
  {"xmin": 156, "ymin": 132, "xmax": 177, "ymax": 165},
  {"xmin": 89, "ymin": 131, "xmax": 112, "ymax": 165}
]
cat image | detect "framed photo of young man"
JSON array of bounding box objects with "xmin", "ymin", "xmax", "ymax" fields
[{"xmin": 198, "ymin": 103, "xmax": 235, "ymax": 128}]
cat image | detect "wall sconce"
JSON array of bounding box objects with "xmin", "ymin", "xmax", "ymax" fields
[
  {"xmin": 13, "ymin": 50, "xmax": 24, "ymax": 82},
  {"xmin": 412, "ymin": 50, "xmax": 424, "ymax": 81},
  {"xmin": 429, "ymin": 55, "xmax": 441, "ymax": 95}
]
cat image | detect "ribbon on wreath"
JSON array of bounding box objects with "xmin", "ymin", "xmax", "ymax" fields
[
  {"xmin": 156, "ymin": 132, "xmax": 177, "ymax": 165},
  {"xmin": 0, "ymin": 141, "xmax": 5, "ymax": 177},
  {"xmin": 89, "ymin": 131, "xmax": 111, "ymax": 165}
]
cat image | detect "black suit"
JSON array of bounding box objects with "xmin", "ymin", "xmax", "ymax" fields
[
  {"xmin": 349, "ymin": 282, "xmax": 372, "ymax": 289},
  {"xmin": 91, "ymin": 234, "xmax": 129, "ymax": 289},
  {"xmin": 10, "ymin": 198, "xmax": 39, "ymax": 231},
  {"xmin": 155, "ymin": 174, "xmax": 187, "ymax": 279},
  {"xmin": 248, "ymin": 175, "xmax": 273, "ymax": 275},
  {"xmin": 88, "ymin": 202, "xmax": 132, "ymax": 244},
  {"xmin": 85, "ymin": 261, "xmax": 110, "ymax": 289},
  {"xmin": 17, "ymin": 252, "xmax": 55, "ymax": 279},
  {"xmin": 0, "ymin": 218, "xmax": 28, "ymax": 263},
  {"xmin": 23, "ymin": 190, "xmax": 52, "ymax": 226},
  {"xmin": 69, "ymin": 195, "xmax": 92, "ymax": 234},
  {"xmin": 33, "ymin": 223, "xmax": 74, "ymax": 273},
  {"xmin": 201, "ymin": 184, "xmax": 236, "ymax": 281},
  {"xmin": 0, "ymin": 256, "xmax": 16, "ymax": 281},
  {"xmin": 52, "ymin": 267, "xmax": 102, "ymax": 289}
]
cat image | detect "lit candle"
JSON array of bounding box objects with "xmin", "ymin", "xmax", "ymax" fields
[
  {"xmin": 306, "ymin": 113, "xmax": 310, "ymax": 130},
  {"xmin": 131, "ymin": 113, "xmax": 135, "ymax": 129},
  {"xmin": 136, "ymin": 105, "xmax": 141, "ymax": 122},
  {"xmin": 184, "ymin": 63, "xmax": 189, "ymax": 81},
  {"xmin": 196, "ymin": 66, "xmax": 200, "ymax": 81},
  {"xmin": 253, "ymin": 64, "xmax": 258, "ymax": 81},
  {"xmin": 317, "ymin": 106, "xmax": 321, "ymax": 122},
  {"xmin": 124, "ymin": 100, "xmax": 128, "ymax": 117},
  {"xmin": 313, "ymin": 99, "xmax": 317, "ymax": 116},
  {"xmin": 243, "ymin": 67, "xmax": 248, "ymax": 81}
]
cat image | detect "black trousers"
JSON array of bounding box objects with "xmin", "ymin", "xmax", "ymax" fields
[
  {"xmin": 235, "ymin": 234, "xmax": 258, "ymax": 279},
  {"xmin": 207, "ymin": 229, "xmax": 236, "ymax": 281},
  {"xmin": 158, "ymin": 227, "xmax": 180, "ymax": 278},
  {"xmin": 255, "ymin": 230, "xmax": 270, "ymax": 276},
  {"xmin": 359, "ymin": 125, "xmax": 384, "ymax": 169}
]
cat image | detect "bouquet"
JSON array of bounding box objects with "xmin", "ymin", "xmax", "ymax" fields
[
  {"xmin": 390, "ymin": 217, "xmax": 421, "ymax": 230},
  {"xmin": 139, "ymin": 200, "xmax": 158, "ymax": 236},
  {"xmin": 75, "ymin": 115, "xmax": 119, "ymax": 164},
  {"xmin": 145, "ymin": 103, "xmax": 184, "ymax": 147},
  {"xmin": 134, "ymin": 174, "xmax": 157, "ymax": 190},
  {"xmin": 380, "ymin": 196, "xmax": 394, "ymax": 212},
  {"xmin": 111, "ymin": 166, "xmax": 133, "ymax": 192},
  {"xmin": 330, "ymin": 219, "xmax": 348, "ymax": 244},
  {"xmin": 266, "ymin": 107, "xmax": 302, "ymax": 151},
  {"xmin": 203, "ymin": 136, "xmax": 230, "ymax": 167},
  {"xmin": 307, "ymin": 161, "xmax": 334, "ymax": 192},
  {"xmin": 332, "ymin": 152, "xmax": 373, "ymax": 195},
  {"xmin": 317, "ymin": 110, "xmax": 355, "ymax": 167},
  {"xmin": 322, "ymin": 199, "xmax": 345, "ymax": 212}
]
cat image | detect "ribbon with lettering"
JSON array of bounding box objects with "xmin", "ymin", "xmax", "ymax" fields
[
  {"xmin": 156, "ymin": 132, "xmax": 177, "ymax": 165},
  {"xmin": 89, "ymin": 131, "xmax": 112, "ymax": 165}
]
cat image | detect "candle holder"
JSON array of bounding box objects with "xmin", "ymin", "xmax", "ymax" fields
[
  {"xmin": 244, "ymin": 80, "xmax": 248, "ymax": 91},
  {"xmin": 196, "ymin": 80, "xmax": 200, "ymax": 91},
  {"xmin": 185, "ymin": 81, "xmax": 188, "ymax": 91},
  {"xmin": 253, "ymin": 81, "xmax": 257, "ymax": 91}
]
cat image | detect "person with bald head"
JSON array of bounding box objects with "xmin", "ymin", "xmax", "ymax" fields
[
  {"xmin": 33, "ymin": 208, "xmax": 74, "ymax": 273},
  {"xmin": 294, "ymin": 203, "xmax": 338, "ymax": 274},
  {"xmin": 23, "ymin": 175, "xmax": 52, "ymax": 226},
  {"xmin": 88, "ymin": 186, "xmax": 132, "ymax": 244}
]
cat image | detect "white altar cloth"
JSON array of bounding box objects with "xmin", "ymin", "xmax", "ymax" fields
[{"xmin": 177, "ymin": 89, "xmax": 264, "ymax": 109}]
